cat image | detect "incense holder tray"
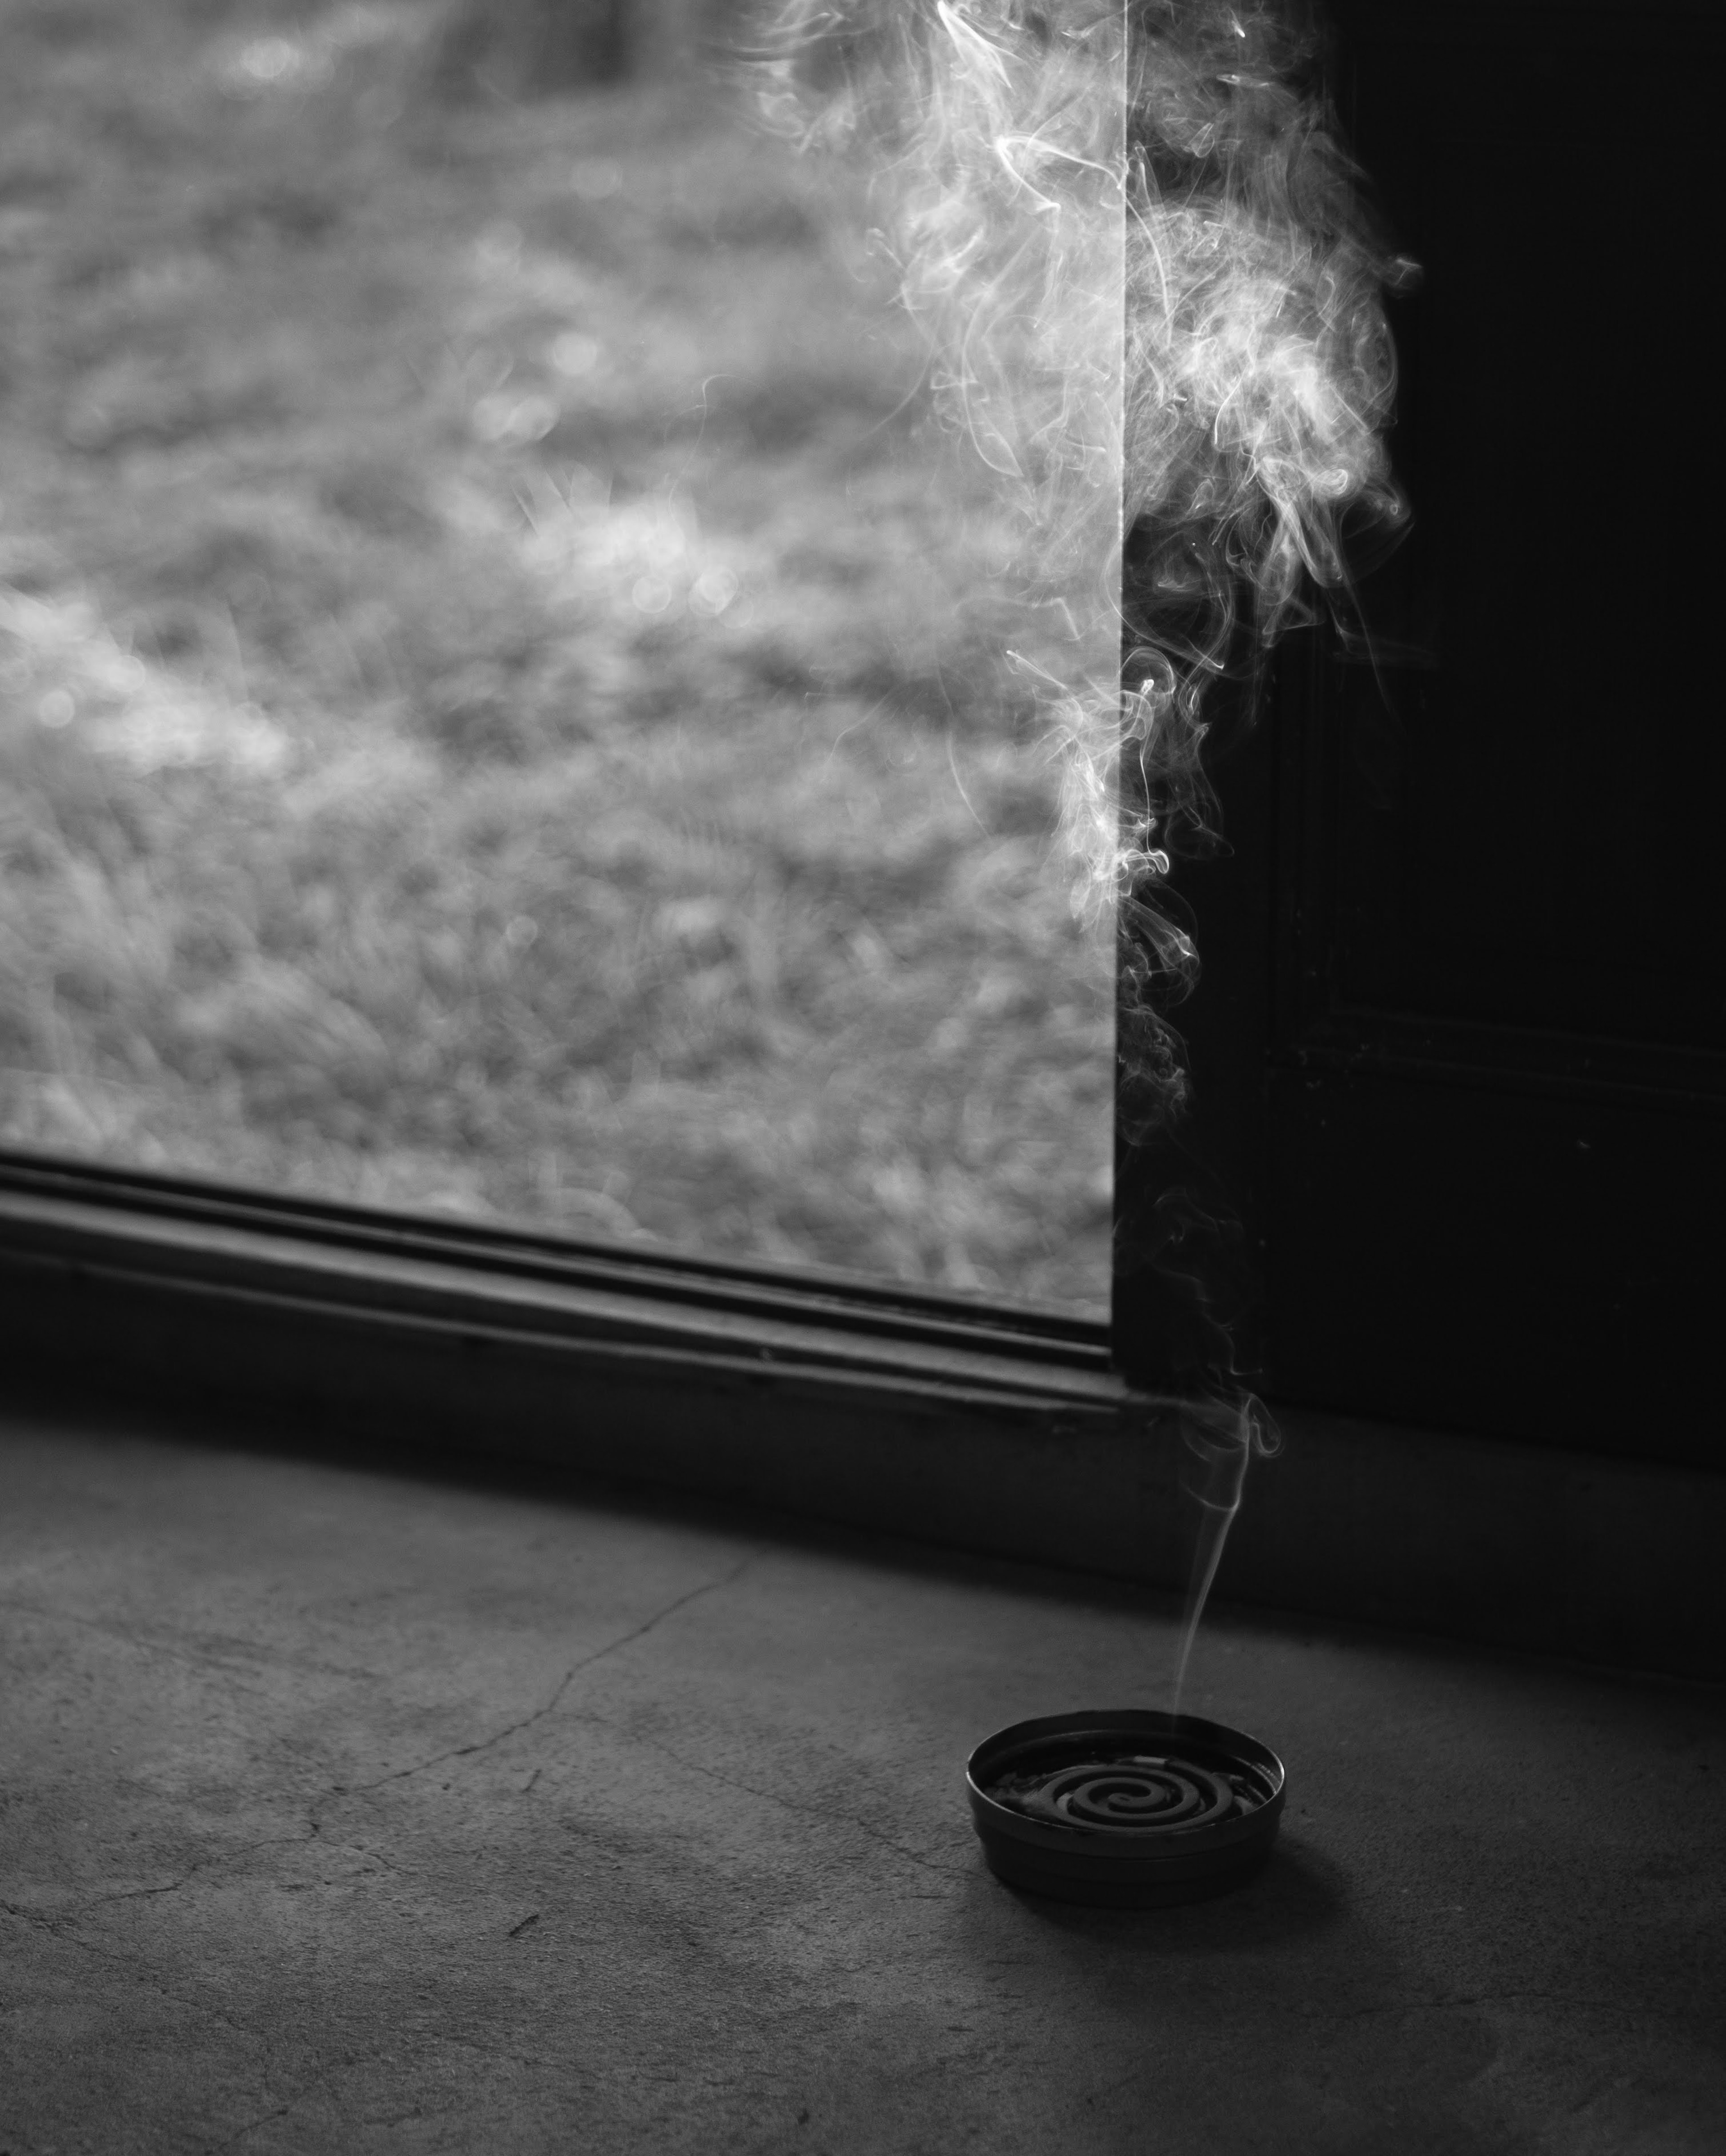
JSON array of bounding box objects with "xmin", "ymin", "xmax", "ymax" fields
[{"xmin": 966, "ymin": 1709, "xmax": 1285, "ymax": 1908}]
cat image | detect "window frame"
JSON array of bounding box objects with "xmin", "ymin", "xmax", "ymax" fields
[
  {"xmin": 6, "ymin": 1136, "xmax": 1725, "ymax": 1685},
  {"xmin": 6, "ymin": 0, "xmax": 1724, "ymax": 1679}
]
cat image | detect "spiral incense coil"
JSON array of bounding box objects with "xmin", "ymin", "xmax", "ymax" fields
[
  {"xmin": 991, "ymin": 1752, "xmax": 1253, "ymax": 1836},
  {"xmin": 968, "ymin": 1712, "xmax": 1286, "ymax": 1905}
]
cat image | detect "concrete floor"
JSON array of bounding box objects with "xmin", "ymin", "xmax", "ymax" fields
[{"xmin": 2, "ymin": 1405, "xmax": 1722, "ymax": 2156}]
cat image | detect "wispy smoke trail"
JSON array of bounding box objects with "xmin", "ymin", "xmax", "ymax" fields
[
  {"xmin": 1169, "ymin": 1392, "xmax": 1278, "ymax": 1717},
  {"xmin": 752, "ymin": 0, "xmax": 1130, "ymax": 792},
  {"xmin": 1112, "ymin": 0, "xmax": 1410, "ymax": 1182},
  {"xmin": 754, "ymin": 0, "xmax": 1406, "ymax": 908},
  {"xmin": 750, "ymin": 0, "xmax": 1407, "ymax": 1686}
]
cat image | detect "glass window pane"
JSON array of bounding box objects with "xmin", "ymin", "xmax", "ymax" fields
[{"xmin": 0, "ymin": 0, "xmax": 1119, "ymax": 1316}]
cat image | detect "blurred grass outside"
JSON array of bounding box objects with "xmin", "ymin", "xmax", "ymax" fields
[{"xmin": 0, "ymin": 0, "xmax": 1114, "ymax": 1314}]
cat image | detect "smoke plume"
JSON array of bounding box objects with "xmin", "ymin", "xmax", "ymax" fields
[
  {"xmin": 751, "ymin": 0, "xmax": 1409, "ymax": 1682},
  {"xmin": 1115, "ymin": 0, "xmax": 1410, "ymax": 1149},
  {"xmin": 755, "ymin": 0, "xmax": 1406, "ymax": 1101}
]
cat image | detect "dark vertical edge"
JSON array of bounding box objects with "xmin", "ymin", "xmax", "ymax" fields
[{"xmin": 1111, "ymin": 624, "xmax": 1279, "ymax": 1393}]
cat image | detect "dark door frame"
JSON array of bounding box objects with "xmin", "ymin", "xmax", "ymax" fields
[{"xmin": 1110, "ymin": 0, "xmax": 1726, "ymax": 1470}]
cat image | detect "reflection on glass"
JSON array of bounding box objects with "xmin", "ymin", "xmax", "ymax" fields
[{"xmin": 0, "ymin": 0, "xmax": 1115, "ymax": 1314}]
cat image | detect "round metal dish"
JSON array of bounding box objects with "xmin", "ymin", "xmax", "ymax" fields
[{"xmin": 966, "ymin": 1709, "xmax": 1285, "ymax": 1908}]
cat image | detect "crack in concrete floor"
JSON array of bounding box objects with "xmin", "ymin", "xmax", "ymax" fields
[{"xmin": 324, "ymin": 1553, "xmax": 761, "ymax": 1800}]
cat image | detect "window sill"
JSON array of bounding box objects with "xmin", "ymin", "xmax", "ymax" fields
[
  {"xmin": 0, "ymin": 1147, "xmax": 1121, "ymax": 1428},
  {"xmin": 4, "ymin": 1145, "xmax": 1721, "ymax": 1682}
]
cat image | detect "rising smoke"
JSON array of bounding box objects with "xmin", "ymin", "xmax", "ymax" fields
[
  {"xmin": 752, "ymin": 0, "xmax": 1409, "ymax": 1695},
  {"xmin": 755, "ymin": 0, "xmax": 1406, "ymax": 1112},
  {"xmin": 1116, "ymin": 0, "xmax": 1409, "ymax": 1139}
]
